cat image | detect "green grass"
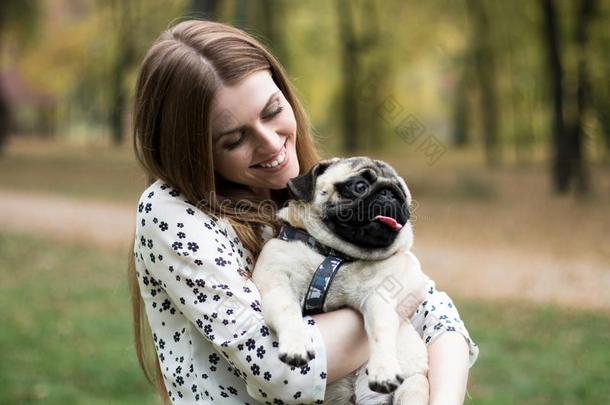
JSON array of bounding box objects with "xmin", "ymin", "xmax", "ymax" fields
[
  {"xmin": 462, "ymin": 301, "xmax": 610, "ymax": 404},
  {"xmin": 0, "ymin": 232, "xmax": 158, "ymax": 404},
  {"xmin": 1, "ymin": 232, "xmax": 608, "ymax": 404}
]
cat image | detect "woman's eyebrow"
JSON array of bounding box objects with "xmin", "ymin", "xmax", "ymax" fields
[{"xmin": 214, "ymin": 91, "xmax": 281, "ymax": 140}]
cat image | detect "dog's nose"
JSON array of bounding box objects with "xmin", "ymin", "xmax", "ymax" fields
[{"xmin": 378, "ymin": 188, "xmax": 397, "ymax": 201}]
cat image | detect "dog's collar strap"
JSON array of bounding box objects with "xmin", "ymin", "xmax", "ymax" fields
[
  {"xmin": 277, "ymin": 222, "xmax": 353, "ymax": 316},
  {"xmin": 302, "ymin": 254, "xmax": 347, "ymax": 316},
  {"xmin": 277, "ymin": 223, "xmax": 351, "ymax": 259}
]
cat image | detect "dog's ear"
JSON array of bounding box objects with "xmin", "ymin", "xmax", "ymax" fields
[{"xmin": 287, "ymin": 159, "xmax": 337, "ymax": 202}]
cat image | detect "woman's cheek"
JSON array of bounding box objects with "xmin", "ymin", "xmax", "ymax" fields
[{"xmin": 280, "ymin": 107, "xmax": 297, "ymax": 133}]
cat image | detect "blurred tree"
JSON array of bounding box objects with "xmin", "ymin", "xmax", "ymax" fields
[
  {"xmin": 335, "ymin": 0, "xmax": 389, "ymax": 153},
  {"xmin": 191, "ymin": 0, "xmax": 222, "ymax": 20},
  {"xmin": 492, "ymin": 2, "xmax": 540, "ymax": 166},
  {"xmin": 540, "ymin": 0, "xmax": 595, "ymax": 194},
  {"xmin": 466, "ymin": 0, "xmax": 501, "ymax": 167},
  {"xmin": 336, "ymin": 0, "xmax": 360, "ymax": 153},
  {"xmin": 358, "ymin": 0, "xmax": 391, "ymax": 152},
  {"xmin": 0, "ymin": 0, "xmax": 39, "ymax": 155},
  {"xmin": 452, "ymin": 58, "xmax": 472, "ymax": 147},
  {"xmin": 507, "ymin": 49, "xmax": 534, "ymax": 165},
  {"xmin": 541, "ymin": 0, "xmax": 569, "ymax": 192},
  {"xmin": 257, "ymin": 0, "xmax": 289, "ymax": 72},
  {"xmin": 233, "ymin": 0, "xmax": 249, "ymax": 29},
  {"xmin": 591, "ymin": 33, "xmax": 610, "ymax": 157},
  {"xmin": 565, "ymin": 0, "xmax": 596, "ymax": 193},
  {"xmin": 110, "ymin": 0, "xmax": 138, "ymax": 146},
  {"xmin": 0, "ymin": 89, "xmax": 7, "ymax": 155},
  {"xmin": 591, "ymin": 55, "xmax": 610, "ymax": 157}
]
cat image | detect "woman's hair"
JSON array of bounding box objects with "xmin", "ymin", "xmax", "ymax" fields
[{"xmin": 127, "ymin": 20, "xmax": 320, "ymax": 403}]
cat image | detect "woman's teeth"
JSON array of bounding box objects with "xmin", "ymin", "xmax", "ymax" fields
[{"xmin": 256, "ymin": 149, "xmax": 286, "ymax": 168}]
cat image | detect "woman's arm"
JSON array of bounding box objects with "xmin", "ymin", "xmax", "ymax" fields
[
  {"xmin": 313, "ymin": 309, "xmax": 472, "ymax": 404},
  {"xmin": 410, "ymin": 276, "xmax": 479, "ymax": 405},
  {"xmin": 428, "ymin": 331, "xmax": 470, "ymax": 405},
  {"xmin": 311, "ymin": 307, "xmax": 369, "ymax": 383}
]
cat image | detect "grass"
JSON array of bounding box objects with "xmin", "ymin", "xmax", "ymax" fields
[
  {"xmin": 0, "ymin": 231, "xmax": 608, "ymax": 404},
  {"xmin": 463, "ymin": 301, "xmax": 610, "ymax": 404},
  {"xmin": 0, "ymin": 231, "xmax": 158, "ymax": 404}
]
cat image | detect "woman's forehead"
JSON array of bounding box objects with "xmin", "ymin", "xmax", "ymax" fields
[{"xmin": 211, "ymin": 70, "xmax": 279, "ymax": 126}]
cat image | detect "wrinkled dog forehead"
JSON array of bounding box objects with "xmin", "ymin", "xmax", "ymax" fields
[
  {"xmin": 318, "ymin": 156, "xmax": 411, "ymax": 202},
  {"xmin": 316, "ymin": 159, "xmax": 354, "ymax": 189},
  {"xmin": 320, "ymin": 157, "xmax": 386, "ymax": 183}
]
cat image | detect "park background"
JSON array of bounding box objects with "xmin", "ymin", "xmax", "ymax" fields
[{"xmin": 1, "ymin": 0, "xmax": 609, "ymax": 403}]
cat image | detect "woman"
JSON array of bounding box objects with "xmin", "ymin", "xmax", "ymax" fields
[{"xmin": 128, "ymin": 20, "xmax": 478, "ymax": 404}]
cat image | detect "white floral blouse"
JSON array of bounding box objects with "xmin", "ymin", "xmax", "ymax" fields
[{"xmin": 133, "ymin": 179, "xmax": 479, "ymax": 404}]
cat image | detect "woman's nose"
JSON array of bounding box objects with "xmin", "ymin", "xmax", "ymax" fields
[{"xmin": 253, "ymin": 123, "xmax": 283, "ymax": 153}]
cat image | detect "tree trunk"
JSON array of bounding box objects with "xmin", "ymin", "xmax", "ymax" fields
[
  {"xmin": 540, "ymin": 0, "xmax": 570, "ymax": 193},
  {"xmin": 336, "ymin": 0, "xmax": 360, "ymax": 153},
  {"xmin": 191, "ymin": 0, "xmax": 221, "ymax": 19},
  {"xmin": 452, "ymin": 64, "xmax": 470, "ymax": 147},
  {"xmin": 259, "ymin": 0, "xmax": 289, "ymax": 72},
  {"xmin": 592, "ymin": 75, "xmax": 610, "ymax": 159},
  {"xmin": 541, "ymin": 0, "xmax": 595, "ymax": 194},
  {"xmin": 565, "ymin": 0, "xmax": 595, "ymax": 194},
  {"xmin": 233, "ymin": 0, "xmax": 249, "ymax": 29},
  {"xmin": 110, "ymin": 0, "xmax": 136, "ymax": 146},
  {"xmin": 0, "ymin": 88, "xmax": 9, "ymax": 156},
  {"xmin": 467, "ymin": 0, "xmax": 501, "ymax": 167},
  {"xmin": 0, "ymin": 9, "xmax": 9, "ymax": 155}
]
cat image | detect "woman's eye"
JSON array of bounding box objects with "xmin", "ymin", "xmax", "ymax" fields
[
  {"xmin": 264, "ymin": 106, "xmax": 283, "ymax": 120},
  {"xmin": 225, "ymin": 132, "xmax": 245, "ymax": 150},
  {"xmin": 223, "ymin": 105, "xmax": 283, "ymax": 150}
]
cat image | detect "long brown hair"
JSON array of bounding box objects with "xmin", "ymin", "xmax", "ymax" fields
[{"xmin": 127, "ymin": 20, "xmax": 320, "ymax": 403}]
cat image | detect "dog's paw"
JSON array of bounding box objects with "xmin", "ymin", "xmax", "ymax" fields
[
  {"xmin": 392, "ymin": 374, "xmax": 429, "ymax": 405},
  {"xmin": 367, "ymin": 365, "xmax": 405, "ymax": 394},
  {"xmin": 278, "ymin": 336, "xmax": 315, "ymax": 368},
  {"xmin": 278, "ymin": 350, "xmax": 315, "ymax": 368}
]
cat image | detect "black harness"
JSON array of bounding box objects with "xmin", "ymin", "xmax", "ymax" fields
[{"xmin": 277, "ymin": 222, "xmax": 354, "ymax": 316}]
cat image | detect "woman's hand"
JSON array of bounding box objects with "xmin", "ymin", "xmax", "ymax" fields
[{"xmin": 427, "ymin": 331, "xmax": 471, "ymax": 405}]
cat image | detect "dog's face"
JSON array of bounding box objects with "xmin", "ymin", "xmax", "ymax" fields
[{"xmin": 285, "ymin": 157, "xmax": 412, "ymax": 256}]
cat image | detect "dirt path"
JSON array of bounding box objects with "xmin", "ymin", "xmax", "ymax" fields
[
  {"xmin": 1, "ymin": 189, "xmax": 608, "ymax": 311},
  {"xmin": 0, "ymin": 189, "xmax": 135, "ymax": 250}
]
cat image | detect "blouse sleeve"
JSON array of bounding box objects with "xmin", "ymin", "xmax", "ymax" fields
[
  {"xmin": 410, "ymin": 278, "xmax": 479, "ymax": 368},
  {"xmin": 139, "ymin": 190, "xmax": 327, "ymax": 404}
]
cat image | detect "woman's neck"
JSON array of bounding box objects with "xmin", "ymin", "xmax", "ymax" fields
[
  {"xmin": 270, "ymin": 187, "xmax": 290, "ymax": 208},
  {"xmin": 250, "ymin": 186, "xmax": 289, "ymax": 207}
]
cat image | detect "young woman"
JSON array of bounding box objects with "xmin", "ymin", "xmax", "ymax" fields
[{"xmin": 128, "ymin": 20, "xmax": 478, "ymax": 405}]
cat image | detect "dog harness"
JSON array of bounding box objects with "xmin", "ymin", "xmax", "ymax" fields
[{"xmin": 277, "ymin": 222, "xmax": 354, "ymax": 316}]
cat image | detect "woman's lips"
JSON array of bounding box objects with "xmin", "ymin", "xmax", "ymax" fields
[
  {"xmin": 251, "ymin": 140, "xmax": 288, "ymax": 169},
  {"xmin": 252, "ymin": 147, "xmax": 289, "ymax": 172}
]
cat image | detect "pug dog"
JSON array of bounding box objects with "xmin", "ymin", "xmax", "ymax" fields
[{"xmin": 252, "ymin": 157, "xmax": 429, "ymax": 404}]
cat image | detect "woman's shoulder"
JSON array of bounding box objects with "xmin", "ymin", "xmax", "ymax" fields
[
  {"xmin": 134, "ymin": 180, "xmax": 255, "ymax": 284},
  {"xmin": 137, "ymin": 179, "xmax": 187, "ymax": 206},
  {"xmin": 136, "ymin": 179, "xmax": 213, "ymax": 220},
  {"xmin": 135, "ymin": 179, "xmax": 242, "ymax": 246}
]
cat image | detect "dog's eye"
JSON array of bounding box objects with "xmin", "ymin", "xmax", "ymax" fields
[{"xmin": 352, "ymin": 180, "xmax": 369, "ymax": 196}]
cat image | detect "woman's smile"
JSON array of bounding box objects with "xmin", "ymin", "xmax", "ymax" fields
[{"xmin": 250, "ymin": 139, "xmax": 289, "ymax": 170}]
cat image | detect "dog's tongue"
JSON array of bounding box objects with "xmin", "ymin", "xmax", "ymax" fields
[{"xmin": 374, "ymin": 215, "xmax": 403, "ymax": 231}]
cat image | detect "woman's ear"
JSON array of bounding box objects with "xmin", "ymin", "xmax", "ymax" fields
[{"xmin": 287, "ymin": 158, "xmax": 337, "ymax": 202}]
